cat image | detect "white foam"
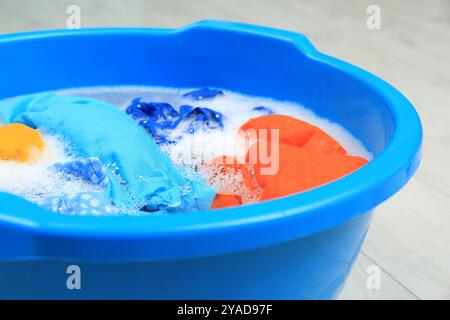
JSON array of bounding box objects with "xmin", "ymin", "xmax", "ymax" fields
[
  {"xmin": 56, "ymin": 85, "xmax": 373, "ymax": 205},
  {"xmin": 1, "ymin": 85, "xmax": 374, "ymax": 212},
  {"xmin": 57, "ymin": 85, "xmax": 373, "ymax": 162},
  {"xmin": 0, "ymin": 132, "xmax": 102, "ymax": 204}
]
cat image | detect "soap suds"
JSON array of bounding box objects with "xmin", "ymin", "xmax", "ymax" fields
[
  {"xmin": 0, "ymin": 133, "xmax": 103, "ymax": 204},
  {"xmin": 57, "ymin": 85, "xmax": 373, "ymax": 206},
  {"xmin": 1, "ymin": 85, "xmax": 372, "ymax": 212},
  {"xmin": 57, "ymin": 85, "xmax": 373, "ymax": 161}
]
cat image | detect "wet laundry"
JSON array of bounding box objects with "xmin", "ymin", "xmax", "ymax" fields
[
  {"xmin": 53, "ymin": 157, "xmax": 110, "ymax": 189},
  {"xmin": 126, "ymin": 98, "xmax": 224, "ymax": 144},
  {"xmin": 0, "ymin": 86, "xmax": 371, "ymax": 215},
  {"xmin": 39, "ymin": 192, "xmax": 117, "ymax": 215},
  {"xmin": 182, "ymin": 87, "xmax": 224, "ymax": 101},
  {"xmin": 0, "ymin": 93, "xmax": 216, "ymax": 214},
  {"xmin": 210, "ymin": 114, "xmax": 368, "ymax": 208}
]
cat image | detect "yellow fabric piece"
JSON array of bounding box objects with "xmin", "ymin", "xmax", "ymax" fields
[{"xmin": 0, "ymin": 123, "xmax": 45, "ymax": 163}]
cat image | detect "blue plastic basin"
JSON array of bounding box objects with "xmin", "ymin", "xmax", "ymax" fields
[{"xmin": 0, "ymin": 20, "xmax": 422, "ymax": 299}]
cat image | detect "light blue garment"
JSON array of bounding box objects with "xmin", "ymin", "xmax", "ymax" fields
[{"xmin": 0, "ymin": 93, "xmax": 216, "ymax": 213}]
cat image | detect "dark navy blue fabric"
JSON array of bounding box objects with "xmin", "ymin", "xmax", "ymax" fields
[
  {"xmin": 126, "ymin": 88, "xmax": 224, "ymax": 144},
  {"xmin": 182, "ymin": 87, "xmax": 223, "ymax": 101},
  {"xmin": 252, "ymin": 106, "xmax": 274, "ymax": 115},
  {"xmin": 181, "ymin": 105, "xmax": 224, "ymax": 134}
]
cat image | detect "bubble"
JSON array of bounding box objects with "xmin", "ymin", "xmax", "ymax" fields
[
  {"xmin": 56, "ymin": 85, "xmax": 373, "ymax": 210},
  {"xmin": 0, "ymin": 133, "xmax": 103, "ymax": 205}
]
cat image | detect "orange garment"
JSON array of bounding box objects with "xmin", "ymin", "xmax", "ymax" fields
[
  {"xmin": 0, "ymin": 123, "xmax": 45, "ymax": 163},
  {"xmin": 239, "ymin": 114, "xmax": 346, "ymax": 155},
  {"xmin": 208, "ymin": 155, "xmax": 261, "ymax": 209},
  {"xmin": 210, "ymin": 194, "xmax": 242, "ymax": 209},
  {"xmin": 210, "ymin": 114, "xmax": 368, "ymax": 209},
  {"xmin": 252, "ymin": 144, "xmax": 367, "ymax": 201}
]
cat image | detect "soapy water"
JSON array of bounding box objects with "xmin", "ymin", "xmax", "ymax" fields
[
  {"xmin": 58, "ymin": 86, "xmax": 373, "ymax": 162},
  {"xmin": 58, "ymin": 86, "xmax": 373, "ymax": 207},
  {"xmin": 0, "ymin": 86, "xmax": 372, "ymax": 214},
  {"xmin": 0, "ymin": 133, "xmax": 104, "ymax": 204}
]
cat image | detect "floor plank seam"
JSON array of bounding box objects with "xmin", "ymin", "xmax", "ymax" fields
[
  {"xmin": 360, "ymin": 251, "xmax": 421, "ymax": 300},
  {"xmin": 416, "ymin": 175, "xmax": 450, "ymax": 199}
]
